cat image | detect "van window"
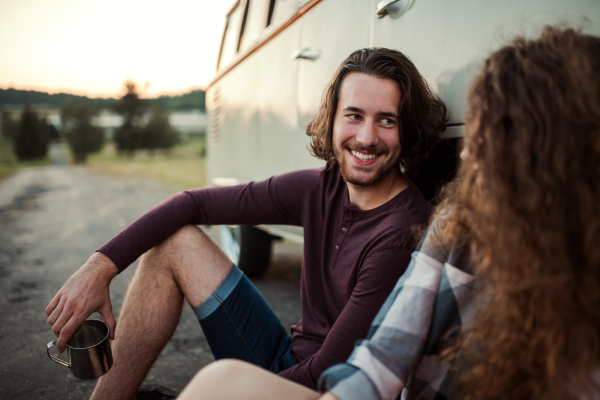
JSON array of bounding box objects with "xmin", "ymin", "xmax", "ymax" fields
[
  {"xmin": 266, "ymin": 0, "xmax": 276, "ymax": 26},
  {"xmin": 238, "ymin": 0, "xmax": 271, "ymax": 52},
  {"xmin": 217, "ymin": 1, "xmax": 245, "ymax": 70},
  {"xmin": 269, "ymin": 0, "xmax": 297, "ymax": 25}
]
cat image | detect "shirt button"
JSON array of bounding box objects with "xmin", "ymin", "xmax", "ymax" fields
[
  {"xmin": 335, "ymin": 245, "xmax": 339, "ymax": 251},
  {"xmin": 341, "ymin": 227, "xmax": 347, "ymax": 232}
]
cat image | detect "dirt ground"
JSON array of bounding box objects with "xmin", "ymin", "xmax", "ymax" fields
[{"xmin": 0, "ymin": 163, "xmax": 302, "ymax": 399}]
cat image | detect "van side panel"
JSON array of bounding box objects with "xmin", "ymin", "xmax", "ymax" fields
[{"xmin": 373, "ymin": 0, "xmax": 600, "ymax": 123}]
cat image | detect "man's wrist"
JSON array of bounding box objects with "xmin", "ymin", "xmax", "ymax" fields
[{"xmin": 89, "ymin": 251, "xmax": 119, "ymax": 279}]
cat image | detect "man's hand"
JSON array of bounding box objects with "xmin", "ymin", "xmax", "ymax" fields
[{"xmin": 45, "ymin": 252, "xmax": 119, "ymax": 353}]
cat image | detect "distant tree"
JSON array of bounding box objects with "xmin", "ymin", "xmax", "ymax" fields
[
  {"xmin": 113, "ymin": 120, "xmax": 144, "ymax": 156},
  {"xmin": 144, "ymin": 107, "xmax": 180, "ymax": 151},
  {"xmin": 61, "ymin": 102, "xmax": 104, "ymax": 163},
  {"xmin": 113, "ymin": 80, "xmax": 147, "ymax": 155},
  {"xmin": 14, "ymin": 106, "xmax": 49, "ymax": 161},
  {"xmin": 1, "ymin": 111, "xmax": 18, "ymax": 140}
]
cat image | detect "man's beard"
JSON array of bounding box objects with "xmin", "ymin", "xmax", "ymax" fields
[{"xmin": 333, "ymin": 142, "xmax": 401, "ymax": 187}]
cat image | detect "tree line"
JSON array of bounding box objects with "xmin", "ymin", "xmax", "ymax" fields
[
  {"xmin": 0, "ymin": 88, "xmax": 206, "ymax": 112},
  {"xmin": 1, "ymin": 80, "xmax": 189, "ymax": 163}
]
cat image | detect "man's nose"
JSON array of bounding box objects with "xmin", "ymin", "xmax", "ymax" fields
[{"xmin": 355, "ymin": 121, "xmax": 378, "ymax": 147}]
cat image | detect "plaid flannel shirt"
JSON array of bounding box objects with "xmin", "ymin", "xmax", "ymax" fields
[{"xmin": 318, "ymin": 219, "xmax": 476, "ymax": 400}]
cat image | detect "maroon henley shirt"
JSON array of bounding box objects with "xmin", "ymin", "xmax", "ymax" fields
[{"xmin": 98, "ymin": 164, "xmax": 432, "ymax": 388}]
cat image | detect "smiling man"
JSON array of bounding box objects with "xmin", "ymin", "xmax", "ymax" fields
[
  {"xmin": 46, "ymin": 48, "xmax": 447, "ymax": 400},
  {"xmin": 332, "ymin": 72, "xmax": 407, "ymax": 207}
]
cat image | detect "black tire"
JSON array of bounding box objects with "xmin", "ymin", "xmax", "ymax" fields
[{"xmin": 237, "ymin": 225, "xmax": 275, "ymax": 277}]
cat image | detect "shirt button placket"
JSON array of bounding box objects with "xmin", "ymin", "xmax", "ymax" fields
[
  {"xmin": 332, "ymin": 213, "xmax": 352, "ymax": 262},
  {"xmin": 336, "ymin": 226, "xmax": 348, "ymax": 251}
]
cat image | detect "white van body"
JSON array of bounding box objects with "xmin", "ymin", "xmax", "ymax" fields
[{"xmin": 206, "ymin": 0, "xmax": 600, "ymax": 271}]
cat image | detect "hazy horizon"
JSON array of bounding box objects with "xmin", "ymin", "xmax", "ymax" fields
[{"xmin": 0, "ymin": 85, "xmax": 206, "ymax": 100}]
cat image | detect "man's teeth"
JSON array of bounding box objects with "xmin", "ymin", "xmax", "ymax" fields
[{"xmin": 351, "ymin": 150, "xmax": 377, "ymax": 161}]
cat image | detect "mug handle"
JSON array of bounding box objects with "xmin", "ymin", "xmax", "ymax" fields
[{"xmin": 47, "ymin": 340, "xmax": 70, "ymax": 368}]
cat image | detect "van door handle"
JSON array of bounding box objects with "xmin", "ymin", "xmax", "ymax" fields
[
  {"xmin": 292, "ymin": 47, "xmax": 320, "ymax": 61},
  {"xmin": 376, "ymin": 0, "xmax": 401, "ymax": 18}
]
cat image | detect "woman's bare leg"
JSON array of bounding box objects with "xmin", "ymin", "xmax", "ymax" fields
[{"xmin": 178, "ymin": 360, "xmax": 320, "ymax": 400}]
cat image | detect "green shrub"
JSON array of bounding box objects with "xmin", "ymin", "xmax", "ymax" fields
[
  {"xmin": 14, "ymin": 106, "xmax": 48, "ymax": 161},
  {"xmin": 143, "ymin": 107, "xmax": 180, "ymax": 150},
  {"xmin": 62, "ymin": 102, "xmax": 105, "ymax": 163}
]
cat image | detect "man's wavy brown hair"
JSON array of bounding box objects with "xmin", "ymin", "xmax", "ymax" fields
[
  {"xmin": 306, "ymin": 48, "xmax": 448, "ymax": 176},
  {"xmin": 437, "ymin": 27, "xmax": 600, "ymax": 400}
]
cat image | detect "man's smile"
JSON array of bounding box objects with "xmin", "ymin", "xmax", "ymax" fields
[{"xmin": 349, "ymin": 149, "xmax": 379, "ymax": 162}]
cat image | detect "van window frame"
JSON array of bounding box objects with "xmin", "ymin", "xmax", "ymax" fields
[
  {"xmin": 216, "ymin": 0, "xmax": 245, "ymax": 71},
  {"xmin": 211, "ymin": 0, "xmax": 323, "ymax": 88}
]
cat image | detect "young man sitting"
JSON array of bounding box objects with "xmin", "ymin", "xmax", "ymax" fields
[{"xmin": 45, "ymin": 47, "xmax": 447, "ymax": 400}]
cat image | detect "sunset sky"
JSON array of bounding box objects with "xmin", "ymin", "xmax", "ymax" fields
[{"xmin": 0, "ymin": 0, "xmax": 233, "ymax": 98}]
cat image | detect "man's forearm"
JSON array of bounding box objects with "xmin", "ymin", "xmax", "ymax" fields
[{"xmin": 98, "ymin": 191, "xmax": 198, "ymax": 272}]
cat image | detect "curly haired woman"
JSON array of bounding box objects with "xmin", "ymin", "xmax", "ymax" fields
[{"xmin": 176, "ymin": 26, "xmax": 600, "ymax": 400}]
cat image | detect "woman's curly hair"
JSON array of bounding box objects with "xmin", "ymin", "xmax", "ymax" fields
[
  {"xmin": 306, "ymin": 48, "xmax": 448, "ymax": 176},
  {"xmin": 437, "ymin": 26, "xmax": 600, "ymax": 400}
]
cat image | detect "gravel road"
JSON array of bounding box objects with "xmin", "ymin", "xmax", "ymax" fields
[{"xmin": 0, "ymin": 163, "xmax": 302, "ymax": 399}]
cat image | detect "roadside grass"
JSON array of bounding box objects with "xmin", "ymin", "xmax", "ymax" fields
[
  {"xmin": 0, "ymin": 136, "xmax": 51, "ymax": 180},
  {"xmin": 85, "ymin": 136, "xmax": 207, "ymax": 190},
  {"xmin": 0, "ymin": 136, "xmax": 17, "ymax": 179}
]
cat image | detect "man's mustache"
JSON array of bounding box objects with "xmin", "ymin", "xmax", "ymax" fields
[{"xmin": 343, "ymin": 142, "xmax": 386, "ymax": 155}]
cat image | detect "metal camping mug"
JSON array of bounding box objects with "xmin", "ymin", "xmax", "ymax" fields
[{"xmin": 46, "ymin": 319, "xmax": 113, "ymax": 379}]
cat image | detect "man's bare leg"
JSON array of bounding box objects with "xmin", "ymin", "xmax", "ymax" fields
[{"xmin": 90, "ymin": 225, "xmax": 233, "ymax": 400}]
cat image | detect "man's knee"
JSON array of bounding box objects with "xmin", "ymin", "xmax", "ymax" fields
[
  {"xmin": 139, "ymin": 224, "xmax": 233, "ymax": 305},
  {"xmin": 142, "ymin": 225, "xmax": 224, "ymax": 271},
  {"xmin": 157, "ymin": 224, "xmax": 213, "ymax": 255}
]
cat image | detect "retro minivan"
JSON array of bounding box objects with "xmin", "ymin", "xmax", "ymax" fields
[{"xmin": 206, "ymin": 0, "xmax": 600, "ymax": 276}]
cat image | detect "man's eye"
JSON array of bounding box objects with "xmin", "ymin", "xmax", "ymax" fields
[
  {"xmin": 380, "ymin": 118, "xmax": 395, "ymax": 126},
  {"xmin": 347, "ymin": 114, "xmax": 361, "ymax": 121}
]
